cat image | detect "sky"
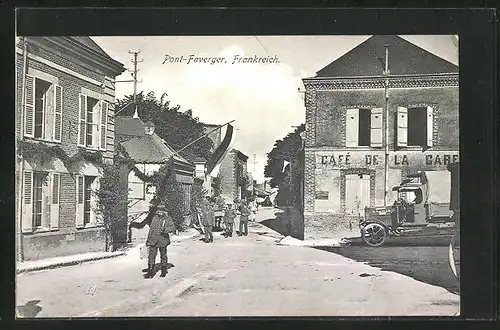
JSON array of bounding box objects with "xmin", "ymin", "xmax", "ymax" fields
[{"xmin": 93, "ymin": 35, "xmax": 458, "ymax": 183}]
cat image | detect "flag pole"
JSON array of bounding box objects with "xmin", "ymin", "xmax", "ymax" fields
[{"xmin": 172, "ymin": 120, "xmax": 235, "ymax": 157}]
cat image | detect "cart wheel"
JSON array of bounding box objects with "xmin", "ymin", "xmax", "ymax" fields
[
  {"xmin": 448, "ymin": 233, "xmax": 460, "ymax": 281},
  {"xmin": 361, "ymin": 222, "xmax": 388, "ymax": 247}
]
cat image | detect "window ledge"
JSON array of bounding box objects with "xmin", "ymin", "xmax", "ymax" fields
[
  {"xmin": 22, "ymin": 138, "xmax": 61, "ymax": 145},
  {"xmin": 27, "ymin": 227, "xmax": 51, "ymax": 234}
]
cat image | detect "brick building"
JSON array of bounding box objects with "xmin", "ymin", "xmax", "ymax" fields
[
  {"xmin": 302, "ymin": 35, "xmax": 459, "ymax": 239},
  {"xmin": 219, "ymin": 149, "xmax": 249, "ymax": 203},
  {"xmin": 15, "ymin": 37, "xmax": 125, "ymax": 260}
]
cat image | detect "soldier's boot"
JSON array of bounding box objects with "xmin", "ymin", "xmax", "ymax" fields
[
  {"xmin": 144, "ymin": 265, "xmax": 155, "ymax": 279},
  {"xmin": 160, "ymin": 266, "xmax": 168, "ymax": 278}
]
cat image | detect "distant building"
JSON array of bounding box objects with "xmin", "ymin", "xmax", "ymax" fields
[
  {"xmin": 15, "ymin": 37, "xmax": 125, "ymax": 260},
  {"xmin": 219, "ymin": 149, "xmax": 249, "ymax": 202},
  {"xmin": 302, "ymin": 35, "xmax": 459, "ymax": 239},
  {"xmin": 115, "ymin": 116, "xmax": 195, "ymax": 236}
]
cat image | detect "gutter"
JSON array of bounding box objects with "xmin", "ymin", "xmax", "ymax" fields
[{"xmin": 17, "ymin": 37, "xmax": 29, "ymax": 262}]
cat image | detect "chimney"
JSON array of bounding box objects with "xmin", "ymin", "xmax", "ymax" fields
[{"xmin": 144, "ymin": 121, "xmax": 156, "ymax": 136}]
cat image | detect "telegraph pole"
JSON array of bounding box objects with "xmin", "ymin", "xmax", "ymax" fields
[
  {"xmin": 128, "ymin": 50, "xmax": 143, "ymax": 116},
  {"xmin": 383, "ymin": 45, "xmax": 390, "ymax": 206}
]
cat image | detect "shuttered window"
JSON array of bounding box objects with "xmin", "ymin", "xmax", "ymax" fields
[
  {"xmin": 24, "ymin": 75, "xmax": 35, "ymax": 137},
  {"xmin": 370, "ymin": 108, "xmax": 383, "ymax": 147},
  {"xmin": 100, "ymin": 101, "xmax": 108, "ymax": 150},
  {"xmin": 53, "ymin": 85, "xmax": 63, "ymax": 142},
  {"xmin": 52, "ymin": 173, "xmax": 60, "ymax": 204},
  {"xmin": 396, "ymin": 106, "xmax": 408, "ymax": 147},
  {"xmin": 345, "ymin": 109, "xmax": 359, "ymax": 147},
  {"xmin": 22, "ymin": 171, "xmax": 33, "ymax": 232},
  {"xmin": 78, "ymin": 94, "xmax": 87, "ymax": 146},
  {"xmin": 403, "ymin": 106, "xmax": 434, "ymax": 148}
]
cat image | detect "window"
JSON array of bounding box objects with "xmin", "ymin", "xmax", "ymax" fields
[
  {"xmin": 32, "ymin": 172, "xmax": 47, "ymax": 228},
  {"xmin": 21, "ymin": 171, "xmax": 60, "ymax": 232},
  {"xmin": 345, "ymin": 108, "xmax": 382, "ymax": 147},
  {"xmin": 84, "ymin": 176, "xmax": 96, "ymax": 225},
  {"xmin": 76, "ymin": 175, "xmax": 99, "ymax": 228},
  {"xmin": 396, "ymin": 106, "xmax": 434, "ymax": 148},
  {"xmin": 78, "ymin": 94, "xmax": 108, "ymax": 150},
  {"xmin": 24, "ymin": 75, "xmax": 63, "ymax": 142}
]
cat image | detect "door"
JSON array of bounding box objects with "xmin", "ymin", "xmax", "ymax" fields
[{"xmin": 345, "ymin": 174, "xmax": 371, "ymax": 216}]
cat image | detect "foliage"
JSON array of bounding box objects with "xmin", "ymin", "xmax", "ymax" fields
[
  {"xmin": 212, "ymin": 175, "xmax": 222, "ymax": 196},
  {"xmin": 115, "ymin": 143, "xmax": 187, "ymax": 231},
  {"xmin": 116, "ymin": 91, "xmax": 214, "ymax": 162},
  {"xmin": 17, "ymin": 140, "xmax": 104, "ymax": 169},
  {"xmin": 264, "ymin": 124, "xmax": 305, "ymax": 188},
  {"xmin": 94, "ymin": 163, "xmax": 129, "ymax": 251}
]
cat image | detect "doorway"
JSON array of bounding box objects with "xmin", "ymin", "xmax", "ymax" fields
[{"xmin": 345, "ymin": 174, "xmax": 371, "ymax": 216}]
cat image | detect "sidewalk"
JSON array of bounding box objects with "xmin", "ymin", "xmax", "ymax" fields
[
  {"xmin": 254, "ymin": 207, "xmax": 360, "ymax": 248},
  {"xmin": 17, "ymin": 228, "xmax": 202, "ymax": 274}
]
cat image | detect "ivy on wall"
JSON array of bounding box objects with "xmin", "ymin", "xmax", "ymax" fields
[{"xmin": 17, "ymin": 140, "xmax": 104, "ymax": 169}]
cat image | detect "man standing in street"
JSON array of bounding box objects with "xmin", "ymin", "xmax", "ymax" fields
[
  {"xmin": 223, "ymin": 203, "xmax": 237, "ymax": 237},
  {"xmin": 201, "ymin": 197, "xmax": 215, "ymax": 243},
  {"xmin": 130, "ymin": 203, "xmax": 172, "ymax": 279},
  {"xmin": 238, "ymin": 200, "xmax": 251, "ymax": 236}
]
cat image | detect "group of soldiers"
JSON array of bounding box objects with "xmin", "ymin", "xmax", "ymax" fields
[
  {"xmin": 198, "ymin": 197, "xmax": 257, "ymax": 242},
  {"xmin": 129, "ymin": 196, "xmax": 259, "ymax": 279}
]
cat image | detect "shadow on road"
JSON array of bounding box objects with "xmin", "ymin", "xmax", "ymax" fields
[
  {"xmin": 259, "ymin": 208, "xmax": 304, "ymax": 240},
  {"xmin": 317, "ymin": 246, "xmax": 460, "ymax": 295},
  {"xmin": 16, "ymin": 300, "xmax": 43, "ymax": 318}
]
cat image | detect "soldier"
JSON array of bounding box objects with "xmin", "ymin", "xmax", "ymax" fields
[
  {"xmin": 223, "ymin": 203, "xmax": 237, "ymax": 237},
  {"xmin": 130, "ymin": 203, "xmax": 172, "ymax": 279},
  {"xmin": 201, "ymin": 197, "xmax": 215, "ymax": 243},
  {"xmin": 238, "ymin": 200, "xmax": 251, "ymax": 236}
]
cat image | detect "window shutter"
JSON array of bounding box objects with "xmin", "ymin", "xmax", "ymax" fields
[
  {"xmin": 345, "ymin": 108, "xmax": 359, "ymax": 147},
  {"xmin": 91, "ymin": 178, "xmax": 100, "ymax": 225},
  {"xmin": 76, "ymin": 175, "xmax": 85, "ymax": 228},
  {"xmin": 370, "ymin": 107, "xmax": 383, "ymax": 147},
  {"xmin": 24, "ymin": 75, "xmax": 35, "ymax": 138},
  {"xmin": 50, "ymin": 173, "xmax": 60, "ymax": 231},
  {"xmin": 426, "ymin": 106, "xmax": 434, "ymax": 148},
  {"xmin": 53, "ymin": 85, "xmax": 63, "ymax": 142},
  {"xmin": 396, "ymin": 106, "xmax": 408, "ymax": 147},
  {"xmin": 100, "ymin": 101, "xmax": 108, "ymax": 150},
  {"xmin": 78, "ymin": 94, "xmax": 87, "ymax": 147},
  {"xmin": 22, "ymin": 170, "xmax": 33, "ymax": 233},
  {"xmin": 91, "ymin": 101, "xmax": 97, "ymax": 148}
]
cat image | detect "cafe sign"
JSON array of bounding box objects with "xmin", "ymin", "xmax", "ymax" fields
[{"xmin": 318, "ymin": 151, "xmax": 459, "ymax": 167}]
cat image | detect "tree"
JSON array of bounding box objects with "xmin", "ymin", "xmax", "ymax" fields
[
  {"xmin": 117, "ymin": 91, "xmax": 214, "ymax": 162},
  {"xmin": 95, "ymin": 162, "xmax": 130, "ymax": 251},
  {"xmin": 264, "ymin": 124, "xmax": 305, "ymax": 188}
]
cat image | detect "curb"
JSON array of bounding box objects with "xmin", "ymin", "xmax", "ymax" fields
[{"xmin": 17, "ymin": 252, "xmax": 126, "ymax": 274}]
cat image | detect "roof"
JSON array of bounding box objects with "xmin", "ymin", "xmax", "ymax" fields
[
  {"xmin": 315, "ymin": 35, "xmax": 458, "ymax": 78},
  {"xmin": 70, "ymin": 37, "xmax": 114, "ymax": 60},
  {"xmin": 231, "ymin": 148, "xmax": 248, "ymax": 161},
  {"xmin": 115, "ymin": 117, "xmax": 191, "ymax": 165}
]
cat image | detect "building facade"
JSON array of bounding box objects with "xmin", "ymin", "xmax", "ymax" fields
[
  {"xmin": 219, "ymin": 149, "xmax": 249, "ymax": 203},
  {"xmin": 16, "ymin": 37, "xmax": 125, "ymax": 260},
  {"xmin": 302, "ymin": 35, "xmax": 459, "ymax": 239}
]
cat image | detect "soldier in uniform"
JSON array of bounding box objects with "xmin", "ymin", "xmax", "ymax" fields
[
  {"xmin": 201, "ymin": 197, "xmax": 215, "ymax": 243},
  {"xmin": 238, "ymin": 200, "xmax": 251, "ymax": 236},
  {"xmin": 223, "ymin": 203, "xmax": 237, "ymax": 237},
  {"xmin": 130, "ymin": 203, "xmax": 172, "ymax": 279}
]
